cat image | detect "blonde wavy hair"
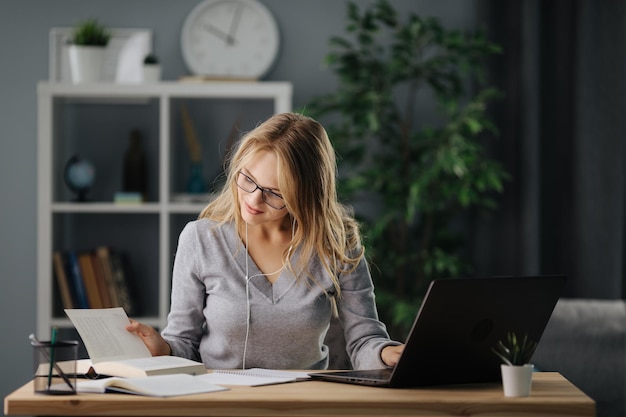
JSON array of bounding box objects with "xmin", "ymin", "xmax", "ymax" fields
[{"xmin": 199, "ymin": 112, "xmax": 364, "ymax": 296}]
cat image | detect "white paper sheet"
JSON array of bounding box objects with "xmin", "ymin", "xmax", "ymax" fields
[{"xmin": 65, "ymin": 307, "xmax": 151, "ymax": 363}]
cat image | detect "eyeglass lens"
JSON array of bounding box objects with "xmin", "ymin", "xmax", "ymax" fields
[{"xmin": 236, "ymin": 172, "xmax": 285, "ymax": 209}]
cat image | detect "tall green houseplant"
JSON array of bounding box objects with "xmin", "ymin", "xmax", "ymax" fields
[{"xmin": 307, "ymin": 0, "xmax": 509, "ymax": 337}]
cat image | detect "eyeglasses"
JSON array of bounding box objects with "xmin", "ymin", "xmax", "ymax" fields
[{"xmin": 236, "ymin": 171, "xmax": 286, "ymax": 210}]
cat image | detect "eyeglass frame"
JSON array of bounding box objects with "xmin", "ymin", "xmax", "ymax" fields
[{"xmin": 235, "ymin": 171, "xmax": 286, "ymax": 210}]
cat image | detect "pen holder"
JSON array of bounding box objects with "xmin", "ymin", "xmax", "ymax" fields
[{"xmin": 32, "ymin": 339, "xmax": 78, "ymax": 395}]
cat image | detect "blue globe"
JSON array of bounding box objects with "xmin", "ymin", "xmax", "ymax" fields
[
  {"xmin": 67, "ymin": 160, "xmax": 95, "ymax": 188},
  {"xmin": 64, "ymin": 156, "xmax": 95, "ymax": 201}
]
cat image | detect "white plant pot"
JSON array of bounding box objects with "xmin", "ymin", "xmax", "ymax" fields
[
  {"xmin": 500, "ymin": 364, "xmax": 534, "ymax": 397},
  {"xmin": 142, "ymin": 64, "xmax": 161, "ymax": 83},
  {"xmin": 68, "ymin": 45, "xmax": 106, "ymax": 83}
]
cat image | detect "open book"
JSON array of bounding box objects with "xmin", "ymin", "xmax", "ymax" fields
[
  {"xmin": 76, "ymin": 374, "xmax": 228, "ymax": 397},
  {"xmin": 65, "ymin": 308, "xmax": 207, "ymax": 378}
]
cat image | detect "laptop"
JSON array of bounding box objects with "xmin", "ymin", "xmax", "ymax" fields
[{"xmin": 309, "ymin": 275, "xmax": 567, "ymax": 388}]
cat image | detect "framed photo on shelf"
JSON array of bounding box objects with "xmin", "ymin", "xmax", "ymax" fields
[{"xmin": 49, "ymin": 28, "xmax": 152, "ymax": 83}]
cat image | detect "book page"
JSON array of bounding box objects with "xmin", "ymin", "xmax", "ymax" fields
[
  {"xmin": 95, "ymin": 356, "xmax": 207, "ymax": 378},
  {"xmin": 76, "ymin": 375, "xmax": 228, "ymax": 397},
  {"xmin": 107, "ymin": 356, "xmax": 202, "ymax": 371},
  {"xmin": 65, "ymin": 307, "xmax": 151, "ymax": 363}
]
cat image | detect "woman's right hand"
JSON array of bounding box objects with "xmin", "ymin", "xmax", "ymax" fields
[{"xmin": 126, "ymin": 318, "xmax": 172, "ymax": 356}]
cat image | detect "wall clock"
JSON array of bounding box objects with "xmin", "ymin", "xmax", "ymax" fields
[{"xmin": 181, "ymin": 0, "xmax": 280, "ymax": 80}]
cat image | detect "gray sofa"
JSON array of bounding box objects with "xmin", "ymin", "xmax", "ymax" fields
[{"xmin": 533, "ymin": 298, "xmax": 626, "ymax": 417}]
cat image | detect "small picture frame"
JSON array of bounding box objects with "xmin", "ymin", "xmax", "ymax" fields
[{"xmin": 49, "ymin": 28, "xmax": 153, "ymax": 83}]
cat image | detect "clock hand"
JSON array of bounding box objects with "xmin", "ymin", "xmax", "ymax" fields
[
  {"xmin": 202, "ymin": 23, "xmax": 235, "ymax": 45},
  {"xmin": 227, "ymin": 3, "xmax": 245, "ymax": 45}
]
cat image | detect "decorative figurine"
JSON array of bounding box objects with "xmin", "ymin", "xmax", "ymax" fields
[{"xmin": 123, "ymin": 129, "xmax": 147, "ymax": 200}]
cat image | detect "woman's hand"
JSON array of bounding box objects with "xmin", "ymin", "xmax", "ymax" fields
[
  {"xmin": 126, "ymin": 318, "xmax": 172, "ymax": 356},
  {"xmin": 381, "ymin": 344, "xmax": 404, "ymax": 367}
]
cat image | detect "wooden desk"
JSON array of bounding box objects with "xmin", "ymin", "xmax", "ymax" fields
[{"xmin": 4, "ymin": 372, "xmax": 594, "ymax": 417}]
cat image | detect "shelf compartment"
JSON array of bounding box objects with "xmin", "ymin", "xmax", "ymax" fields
[
  {"xmin": 51, "ymin": 98, "xmax": 160, "ymax": 204},
  {"xmin": 51, "ymin": 212, "xmax": 160, "ymax": 319}
]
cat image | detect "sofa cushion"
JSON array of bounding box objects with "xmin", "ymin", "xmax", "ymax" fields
[{"xmin": 533, "ymin": 298, "xmax": 626, "ymax": 417}]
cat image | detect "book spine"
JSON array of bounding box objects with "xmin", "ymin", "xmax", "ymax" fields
[
  {"xmin": 109, "ymin": 250, "xmax": 134, "ymax": 315},
  {"xmin": 66, "ymin": 251, "xmax": 89, "ymax": 309},
  {"xmin": 78, "ymin": 252, "xmax": 104, "ymax": 309},
  {"xmin": 95, "ymin": 246, "xmax": 120, "ymax": 308},
  {"xmin": 91, "ymin": 252, "xmax": 112, "ymax": 308},
  {"xmin": 52, "ymin": 251, "xmax": 74, "ymax": 309}
]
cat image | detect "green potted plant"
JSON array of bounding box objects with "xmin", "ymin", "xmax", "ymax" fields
[
  {"xmin": 492, "ymin": 332, "xmax": 537, "ymax": 366},
  {"xmin": 492, "ymin": 332, "xmax": 537, "ymax": 397},
  {"xmin": 68, "ymin": 18, "xmax": 111, "ymax": 83},
  {"xmin": 305, "ymin": 0, "xmax": 509, "ymax": 337},
  {"xmin": 142, "ymin": 53, "xmax": 161, "ymax": 83}
]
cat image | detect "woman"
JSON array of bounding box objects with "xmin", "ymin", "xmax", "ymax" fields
[{"xmin": 128, "ymin": 112, "xmax": 403, "ymax": 370}]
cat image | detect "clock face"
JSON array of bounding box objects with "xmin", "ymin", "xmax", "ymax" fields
[{"xmin": 181, "ymin": 0, "xmax": 280, "ymax": 79}]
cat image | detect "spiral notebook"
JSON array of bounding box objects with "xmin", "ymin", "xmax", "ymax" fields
[
  {"xmin": 309, "ymin": 275, "xmax": 566, "ymax": 388},
  {"xmin": 199, "ymin": 368, "xmax": 311, "ymax": 386}
]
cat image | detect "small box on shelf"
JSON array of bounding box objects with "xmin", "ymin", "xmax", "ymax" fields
[
  {"xmin": 172, "ymin": 193, "xmax": 214, "ymax": 204},
  {"xmin": 114, "ymin": 191, "xmax": 144, "ymax": 205}
]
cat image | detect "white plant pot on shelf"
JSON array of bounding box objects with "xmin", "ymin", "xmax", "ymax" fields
[
  {"xmin": 68, "ymin": 45, "xmax": 106, "ymax": 83},
  {"xmin": 142, "ymin": 64, "xmax": 161, "ymax": 83},
  {"xmin": 501, "ymin": 364, "xmax": 534, "ymax": 397}
]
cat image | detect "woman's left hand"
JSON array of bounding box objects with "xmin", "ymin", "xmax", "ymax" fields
[
  {"xmin": 126, "ymin": 318, "xmax": 172, "ymax": 356},
  {"xmin": 381, "ymin": 344, "xmax": 404, "ymax": 367}
]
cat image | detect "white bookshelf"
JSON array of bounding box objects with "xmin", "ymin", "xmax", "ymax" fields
[{"xmin": 36, "ymin": 81, "xmax": 292, "ymax": 338}]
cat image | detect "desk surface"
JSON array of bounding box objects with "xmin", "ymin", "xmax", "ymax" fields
[{"xmin": 4, "ymin": 372, "xmax": 594, "ymax": 417}]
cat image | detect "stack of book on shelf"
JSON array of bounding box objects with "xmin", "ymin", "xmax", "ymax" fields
[{"xmin": 53, "ymin": 246, "xmax": 134, "ymax": 313}]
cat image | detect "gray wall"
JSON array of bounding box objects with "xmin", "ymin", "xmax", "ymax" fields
[{"xmin": 0, "ymin": 0, "xmax": 477, "ymax": 406}]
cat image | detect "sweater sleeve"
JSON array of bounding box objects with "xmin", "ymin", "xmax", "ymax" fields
[
  {"xmin": 337, "ymin": 257, "xmax": 401, "ymax": 369},
  {"xmin": 161, "ymin": 222, "xmax": 206, "ymax": 362}
]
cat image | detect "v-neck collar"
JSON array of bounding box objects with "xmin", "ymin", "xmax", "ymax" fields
[{"xmin": 222, "ymin": 222, "xmax": 298, "ymax": 303}]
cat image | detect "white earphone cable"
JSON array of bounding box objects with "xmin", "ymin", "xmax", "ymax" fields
[
  {"xmin": 242, "ymin": 220, "xmax": 294, "ymax": 369},
  {"xmin": 243, "ymin": 221, "xmax": 251, "ymax": 369}
]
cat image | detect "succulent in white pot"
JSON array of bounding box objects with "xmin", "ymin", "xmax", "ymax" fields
[
  {"xmin": 68, "ymin": 18, "xmax": 111, "ymax": 83},
  {"xmin": 142, "ymin": 54, "xmax": 161, "ymax": 83},
  {"xmin": 493, "ymin": 332, "xmax": 538, "ymax": 397}
]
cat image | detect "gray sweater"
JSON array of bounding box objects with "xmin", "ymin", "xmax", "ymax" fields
[{"xmin": 162, "ymin": 219, "xmax": 397, "ymax": 370}]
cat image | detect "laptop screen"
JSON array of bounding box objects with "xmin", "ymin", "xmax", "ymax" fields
[{"xmin": 388, "ymin": 275, "xmax": 567, "ymax": 387}]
